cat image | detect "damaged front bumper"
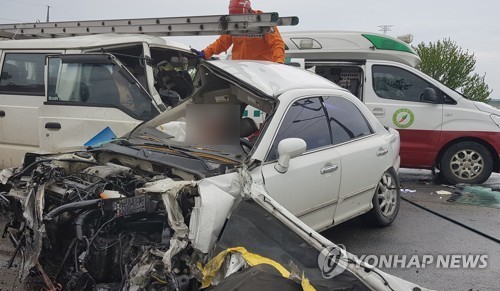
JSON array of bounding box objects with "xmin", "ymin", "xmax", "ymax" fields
[{"xmin": 0, "ymin": 153, "xmax": 430, "ymax": 291}]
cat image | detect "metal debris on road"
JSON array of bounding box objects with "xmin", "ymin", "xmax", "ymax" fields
[
  {"xmin": 402, "ymin": 188, "xmax": 417, "ymax": 193},
  {"xmin": 436, "ymin": 190, "xmax": 453, "ymax": 195}
]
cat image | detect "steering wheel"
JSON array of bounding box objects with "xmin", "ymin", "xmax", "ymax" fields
[{"xmin": 240, "ymin": 138, "xmax": 253, "ymax": 154}]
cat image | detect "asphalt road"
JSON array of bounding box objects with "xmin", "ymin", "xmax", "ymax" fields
[
  {"xmin": 0, "ymin": 216, "xmax": 23, "ymax": 290},
  {"xmin": 322, "ymin": 169, "xmax": 500, "ymax": 291}
]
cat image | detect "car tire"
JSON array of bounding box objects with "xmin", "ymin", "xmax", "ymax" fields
[
  {"xmin": 440, "ymin": 141, "xmax": 493, "ymax": 185},
  {"xmin": 362, "ymin": 168, "xmax": 400, "ymax": 227}
]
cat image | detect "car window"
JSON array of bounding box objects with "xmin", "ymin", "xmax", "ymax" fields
[
  {"xmin": 100, "ymin": 45, "xmax": 149, "ymax": 89},
  {"xmin": 47, "ymin": 57, "xmax": 156, "ymax": 120},
  {"xmin": 323, "ymin": 96, "xmax": 373, "ymax": 145},
  {"xmin": 0, "ymin": 53, "xmax": 48, "ymax": 96},
  {"xmin": 372, "ymin": 65, "xmax": 438, "ymax": 103},
  {"xmin": 267, "ymin": 97, "xmax": 331, "ymax": 161}
]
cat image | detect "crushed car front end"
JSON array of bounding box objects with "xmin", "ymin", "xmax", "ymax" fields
[{"xmin": 0, "ymin": 145, "xmax": 429, "ymax": 291}]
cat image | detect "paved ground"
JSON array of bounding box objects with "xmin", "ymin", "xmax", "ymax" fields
[
  {"xmin": 0, "ymin": 214, "xmax": 23, "ymax": 290},
  {"xmin": 322, "ymin": 169, "xmax": 500, "ymax": 291}
]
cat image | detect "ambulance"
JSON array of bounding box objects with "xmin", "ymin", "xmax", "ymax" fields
[{"xmin": 283, "ymin": 31, "xmax": 500, "ymax": 184}]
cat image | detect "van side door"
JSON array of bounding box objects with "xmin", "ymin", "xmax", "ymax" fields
[
  {"xmin": 38, "ymin": 54, "xmax": 160, "ymax": 153},
  {"xmin": 0, "ymin": 51, "xmax": 61, "ymax": 168},
  {"xmin": 364, "ymin": 61, "xmax": 444, "ymax": 168}
]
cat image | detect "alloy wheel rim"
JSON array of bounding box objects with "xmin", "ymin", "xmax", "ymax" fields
[
  {"xmin": 377, "ymin": 173, "xmax": 398, "ymax": 217},
  {"xmin": 450, "ymin": 149, "xmax": 484, "ymax": 180}
]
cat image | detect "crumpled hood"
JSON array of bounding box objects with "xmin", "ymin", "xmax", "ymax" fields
[{"xmin": 205, "ymin": 60, "xmax": 339, "ymax": 97}]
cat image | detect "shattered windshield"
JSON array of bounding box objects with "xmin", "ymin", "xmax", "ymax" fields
[
  {"xmin": 125, "ymin": 102, "xmax": 258, "ymax": 165},
  {"xmin": 130, "ymin": 62, "xmax": 275, "ymax": 159}
]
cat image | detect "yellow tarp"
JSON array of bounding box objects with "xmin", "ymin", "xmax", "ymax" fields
[{"xmin": 200, "ymin": 246, "xmax": 315, "ymax": 291}]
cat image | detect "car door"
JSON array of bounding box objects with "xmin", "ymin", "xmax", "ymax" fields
[
  {"xmin": 0, "ymin": 51, "xmax": 61, "ymax": 168},
  {"xmin": 260, "ymin": 96, "xmax": 341, "ymax": 231},
  {"xmin": 38, "ymin": 54, "xmax": 160, "ymax": 153},
  {"xmin": 364, "ymin": 61, "xmax": 443, "ymax": 168},
  {"xmin": 321, "ymin": 96, "xmax": 391, "ymax": 225}
]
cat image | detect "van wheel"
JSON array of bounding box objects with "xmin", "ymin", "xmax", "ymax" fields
[
  {"xmin": 440, "ymin": 142, "xmax": 493, "ymax": 185},
  {"xmin": 362, "ymin": 169, "xmax": 400, "ymax": 227}
]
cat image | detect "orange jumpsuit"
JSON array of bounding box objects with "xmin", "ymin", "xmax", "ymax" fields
[{"xmin": 202, "ymin": 11, "xmax": 285, "ymax": 63}]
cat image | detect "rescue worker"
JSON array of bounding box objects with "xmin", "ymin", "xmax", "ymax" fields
[{"xmin": 191, "ymin": 0, "xmax": 285, "ymax": 63}]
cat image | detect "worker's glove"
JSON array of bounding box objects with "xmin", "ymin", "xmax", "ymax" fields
[{"xmin": 190, "ymin": 48, "xmax": 205, "ymax": 59}]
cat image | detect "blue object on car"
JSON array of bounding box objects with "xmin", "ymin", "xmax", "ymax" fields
[
  {"xmin": 190, "ymin": 48, "xmax": 205, "ymax": 59},
  {"xmin": 84, "ymin": 126, "xmax": 116, "ymax": 147}
]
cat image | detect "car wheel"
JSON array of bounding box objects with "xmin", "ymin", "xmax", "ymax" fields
[
  {"xmin": 363, "ymin": 169, "xmax": 400, "ymax": 227},
  {"xmin": 440, "ymin": 141, "xmax": 493, "ymax": 185}
]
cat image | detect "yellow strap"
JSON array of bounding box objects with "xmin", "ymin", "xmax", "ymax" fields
[{"xmin": 301, "ymin": 272, "xmax": 316, "ymax": 291}]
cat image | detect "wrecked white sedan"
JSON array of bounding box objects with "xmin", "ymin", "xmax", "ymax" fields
[
  {"xmin": 0, "ymin": 58, "xmax": 414, "ymax": 290},
  {"xmin": 149, "ymin": 59, "xmax": 402, "ymax": 230}
]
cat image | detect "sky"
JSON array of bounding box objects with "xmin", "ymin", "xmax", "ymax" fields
[{"xmin": 1, "ymin": 0, "xmax": 499, "ymax": 98}]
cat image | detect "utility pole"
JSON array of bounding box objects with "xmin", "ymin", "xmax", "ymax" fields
[
  {"xmin": 46, "ymin": 5, "xmax": 50, "ymax": 22},
  {"xmin": 378, "ymin": 25, "xmax": 394, "ymax": 35}
]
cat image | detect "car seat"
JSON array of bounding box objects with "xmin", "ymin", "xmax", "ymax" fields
[
  {"xmin": 87, "ymin": 65, "xmax": 120, "ymax": 106},
  {"xmin": 240, "ymin": 117, "xmax": 258, "ymax": 138}
]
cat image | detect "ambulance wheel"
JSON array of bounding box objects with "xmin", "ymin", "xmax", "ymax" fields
[
  {"xmin": 363, "ymin": 168, "xmax": 400, "ymax": 227},
  {"xmin": 440, "ymin": 141, "xmax": 493, "ymax": 185}
]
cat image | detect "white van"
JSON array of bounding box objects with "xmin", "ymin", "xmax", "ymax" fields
[
  {"xmin": 283, "ymin": 31, "xmax": 500, "ymax": 184},
  {"xmin": 0, "ymin": 34, "xmax": 198, "ymax": 168}
]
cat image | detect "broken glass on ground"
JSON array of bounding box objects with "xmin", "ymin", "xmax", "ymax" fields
[{"xmin": 447, "ymin": 185, "xmax": 500, "ymax": 209}]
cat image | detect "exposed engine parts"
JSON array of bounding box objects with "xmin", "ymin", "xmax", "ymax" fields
[{"xmin": 1, "ymin": 156, "xmax": 200, "ymax": 290}]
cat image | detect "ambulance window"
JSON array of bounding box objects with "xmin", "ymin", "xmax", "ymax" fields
[
  {"xmin": 267, "ymin": 97, "xmax": 331, "ymax": 161},
  {"xmin": 0, "ymin": 53, "xmax": 47, "ymax": 96},
  {"xmin": 372, "ymin": 65, "xmax": 438, "ymax": 103},
  {"xmin": 322, "ymin": 96, "xmax": 373, "ymax": 145}
]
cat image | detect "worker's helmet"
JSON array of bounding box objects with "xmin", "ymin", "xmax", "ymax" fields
[{"xmin": 228, "ymin": 0, "xmax": 252, "ymax": 14}]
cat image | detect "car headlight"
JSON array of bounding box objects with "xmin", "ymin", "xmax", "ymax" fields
[{"xmin": 491, "ymin": 114, "xmax": 500, "ymax": 127}]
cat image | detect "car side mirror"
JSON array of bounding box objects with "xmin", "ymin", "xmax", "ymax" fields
[
  {"xmin": 421, "ymin": 88, "xmax": 438, "ymax": 103},
  {"xmin": 274, "ymin": 138, "xmax": 307, "ymax": 174}
]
